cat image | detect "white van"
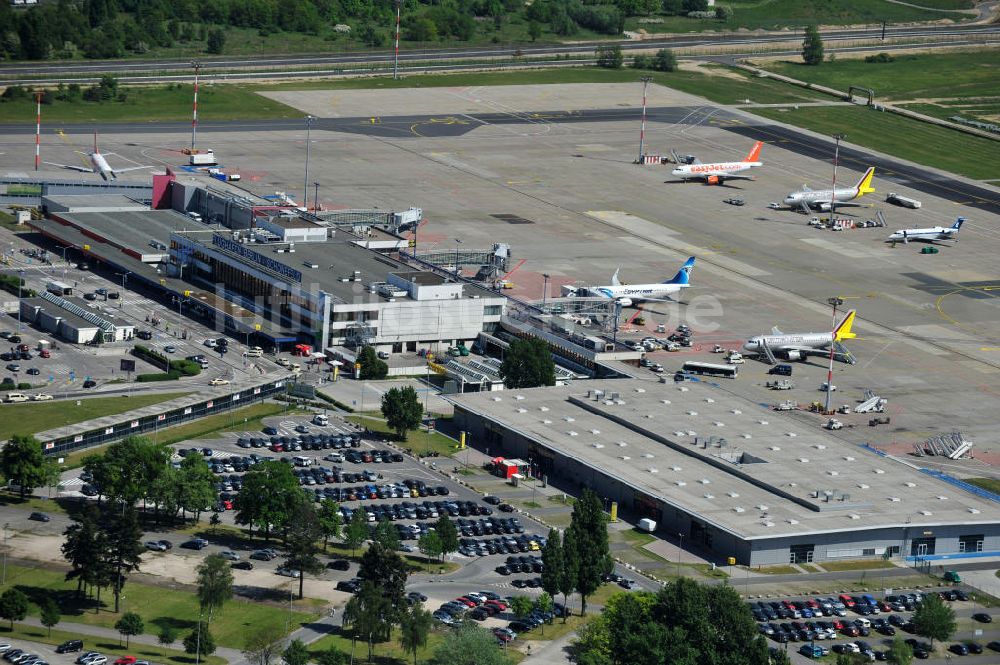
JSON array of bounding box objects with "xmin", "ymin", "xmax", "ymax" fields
[
  {"xmin": 854, "ymin": 617, "xmax": 871, "ymax": 629},
  {"xmin": 246, "ymin": 346, "xmax": 263, "ymax": 358},
  {"xmin": 293, "ymin": 456, "xmax": 312, "ymax": 467},
  {"xmin": 312, "ymin": 414, "xmax": 329, "ymax": 426},
  {"xmin": 4, "ymin": 393, "xmax": 29, "ymax": 403}
]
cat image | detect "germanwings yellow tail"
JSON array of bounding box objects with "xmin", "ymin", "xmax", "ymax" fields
[
  {"xmin": 855, "ymin": 167, "xmax": 876, "ymax": 197},
  {"xmin": 833, "ymin": 309, "xmax": 857, "ymax": 342}
]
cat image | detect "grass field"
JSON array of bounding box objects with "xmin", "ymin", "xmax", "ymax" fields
[
  {"xmin": 750, "ymin": 105, "xmax": 1000, "ymax": 180},
  {"xmin": 761, "ymin": 49, "xmax": 1000, "ymax": 101},
  {"xmin": 158, "ymin": 401, "xmax": 294, "ymax": 446},
  {"xmin": 0, "ymin": 392, "xmax": 188, "ymax": 442},
  {"xmin": 346, "ymin": 415, "xmax": 459, "ymax": 458},
  {"xmin": 0, "ymin": 622, "xmax": 225, "ymax": 665},
  {"xmin": 964, "ymin": 477, "xmax": 1000, "ymax": 495},
  {"xmin": 0, "ymin": 85, "xmax": 299, "ymax": 124},
  {"xmin": 5, "ymin": 563, "xmax": 319, "ymax": 650},
  {"xmin": 819, "ymin": 559, "xmax": 897, "ymax": 572}
]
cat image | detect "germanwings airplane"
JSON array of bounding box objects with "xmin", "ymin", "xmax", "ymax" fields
[
  {"xmin": 571, "ymin": 257, "xmax": 696, "ymax": 307},
  {"xmin": 783, "ymin": 167, "xmax": 876, "ymax": 212},
  {"xmin": 743, "ymin": 310, "xmax": 857, "ymax": 362},
  {"xmin": 671, "ymin": 141, "xmax": 763, "ymax": 185},
  {"xmin": 44, "ymin": 133, "xmax": 151, "ymax": 181},
  {"xmin": 887, "ymin": 217, "xmax": 964, "ymax": 244}
]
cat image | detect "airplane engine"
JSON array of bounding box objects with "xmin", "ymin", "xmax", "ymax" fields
[
  {"xmin": 784, "ymin": 350, "xmax": 802, "ymax": 361},
  {"xmin": 616, "ymin": 298, "xmax": 633, "ymax": 308},
  {"xmin": 706, "ymin": 175, "xmax": 720, "ymax": 185},
  {"xmin": 816, "ymin": 202, "xmax": 831, "ymax": 211}
]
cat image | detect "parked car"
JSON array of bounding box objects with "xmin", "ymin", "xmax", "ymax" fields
[
  {"xmin": 275, "ymin": 566, "xmax": 300, "ymax": 578},
  {"xmin": 55, "ymin": 641, "xmax": 83, "ymax": 654},
  {"xmin": 327, "ymin": 559, "xmax": 350, "ymax": 571},
  {"xmin": 231, "ymin": 561, "xmax": 254, "ymax": 570},
  {"xmin": 219, "ymin": 550, "xmax": 240, "ymax": 561},
  {"xmin": 28, "ymin": 512, "xmax": 50, "ymax": 522},
  {"xmin": 180, "ymin": 538, "xmax": 208, "ymax": 550},
  {"xmin": 144, "ymin": 541, "xmax": 167, "ymax": 551}
]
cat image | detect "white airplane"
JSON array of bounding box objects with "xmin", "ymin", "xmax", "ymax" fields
[
  {"xmin": 783, "ymin": 167, "xmax": 876, "ymax": 212},
  {"xmin": 743, "ymin": 310, "xmax": 857, "ymax": 362},
  {"xmin": 44, "ymin": 132, "xmax": 152, "ymax": 181},
  {"xmin": 887, "ymin": 217, "xmax": 964, "ymax": 244},
  {"xmin": 671, "ymin": 141, "xmax": 763, "ymax": 185},
  {"xmin": 569, "ymin": 257, "xmax": 696, "ymax": 307}
]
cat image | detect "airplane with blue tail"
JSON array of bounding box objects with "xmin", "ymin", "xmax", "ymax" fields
[
  {"xmin": 887, "ymin": 217, "xmax": 965, "ymax": 244},
  {"xmin": 570, "ymin": 257, "xmax": 696, "ymax": 307}
]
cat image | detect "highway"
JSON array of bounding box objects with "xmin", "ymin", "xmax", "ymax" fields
[{"xmin": 0, "ymin": 23, "xmax": 996, "ymax": 85}]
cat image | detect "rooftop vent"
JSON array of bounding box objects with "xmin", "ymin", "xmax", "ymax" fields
[
  {"xmin": 814, "ymin": 444, "xmax": 827, "ymax": 450},
  {"xmin": 492, "ymin": 396, "xmax": 502, "ymax": 402},
  {"xmin": 592, "ymin": 443, "xmax": 604, "ymax": 449},
  {"xmin": 762, "ymin": 521, "xmax": 775, "ymax": 528},
  {"xmin": 732, "ymin": 506, "xmax": 745, "ymax": 513},
  {"xmin": 661, "ymin": 399, "xmax": 671, "ymax": 405},
  {"xmin": 786, "ymin": 519, "xmax": 799, "ymax": 525},
  {"xmin": 798, "ymin": 458, "xmax": 810, "ymax": 463},
  {"xmin": 673, "ymin": 479, "xmax": 684, "ymax": 485},
  {"xmin": 937, "ymin": 496, "xmax": 948, "ymax": 501},
  {"xmin": 539, "ymin": 406, "xmax": 549, "ymax": 412},
  {"xmin": 645, "ymin": 414, "xmax": 654, "ymax": 419},
  {"xmin": 590, "ymin": 429, "xmax": 601, "ymax": 435},
  {"xmin": 705, "ymin": 398, "xmax": 715, "ymax": 403},
  {"xmin": 686, "ymin": 430, "xmax": 696, "ymax": 436},
  {"xmin": 904, "ymin": 482, "xmax": 916, "ymax": 488},
  {"xmin": 643, "ymin": 453, "xmax": 654, "ymax": 458},
  {"xmin": 848, "ymin": 513, "xmax": 861, "ymax": 520},
  {"xmin": 756, "ymin": 504, "xmax": 769, "ymax": 511},
  {"xmin": 742, "ymin": 433, "xmax": 753, "ymax": 439},
  {"xmin": 564, "ymin": 416, "xmax": 575, "ymax": 422},
  {"xmin": 515, "ymin": 395, "xmax": 525, "ymax": 401},
  {"xmin": 620, "ymin": 455, "xmax": 630, "ymax": 461},
  {"xmin": 919, "ymin": 510, "xmax": 933, "ymax": 516},
  {"xmin": 673, "ymin": 431, "xmax": 686, "ymax": 437},
  {"xmin": 567, "ymin": 431, "xmax": 578, "ymax": 437},
  {"xmin": 758, "ymin": 420, "xmax": 769, "ymax": 425},
  {"xmin": 542, "ymin": 419, "xmax": 552, "ymax": 424},
  {"xmin": 704, "ymin": 493, "xmax": 714, "ymax": 499},
  {"xmin": 844, "ymin": 456, "xmax": 855, "ymax": 461},
  {"xmin": 828, "ymin": 470, "xmax": 839, "ymax": 476},
  {"xmin": 677, "ymin": 386, "xmax": 690, "ymax": 392},
  {"xmin": 731, "ymin": 409, "xmax": 742, "ymax": 415},
  {"xmin": 969, "ymin": 508, "xmax": 981, "ymax": 514},
  {"xmin": 889, "ymin": 497, "xmax": 900, "ymax": 502},
  {"xmin": 670, "ymin": 465, "xmax": 682, "ymax": 472},
  {"xmin": 617, "ymin": 441, "xmax": 628, "ymax": 447},
  {"xmin": 515, "ymin": 408, "xmax": 526, "ymax": 414},
  {"xmin": 727, "ymin": 491, "xmax": 739, "ymax": 498},
  {"xmin": 699, "ymin": 478, "xmax": 711, "ymax": 484},
  {"xmin": 786, "ymin": 432, "xmax": 798, "ymax": 438},
  {"xmin": 635, "ymin": 387, "xmax": 646, "ymax": 393},
  {"xmin": 874, "ymin": 469, "xmax": 885, "ymax": 474},
  {"xmin": 857, "ymin": 483, "xmax": 870, "ymax": 489},
  {"xmin": 686, "ymin": 411, "xmax": 698, "ymax": 416}
]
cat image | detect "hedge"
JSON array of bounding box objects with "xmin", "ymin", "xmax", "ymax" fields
[
  {"xmin": 169, "ymin": 359, "xmax": 202, "ymax": 377},
  {"xmin": 136, "ymin": 371, "xmax": 181, "ymax": 382},
  {"xmin": 132, "ymin": 344, "xmax": 169, "ymax": 371}
]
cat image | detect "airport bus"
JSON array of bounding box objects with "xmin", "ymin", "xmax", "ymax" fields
[
  {"xmin": 681, "ymin": 361, "xmax": 738, "ymax": 379},
  {"xmin": 46, "ymin": 281, "xmax": 73, "ymax": 297}
]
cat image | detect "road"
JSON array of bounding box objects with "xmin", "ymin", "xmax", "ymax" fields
[{"xmin": 0, "ymin": 24, "xmax": 996, "ymax": 85}]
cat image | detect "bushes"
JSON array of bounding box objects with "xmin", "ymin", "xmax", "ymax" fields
[
  {"xmin": 169, "ymin": 359, "xmax": 202, "ymax": 377},
  {"xmin": 136, "ymin": 371, "xmax": 181, "ymax": 383},
  {"xmin": 132, "ymin": 344, "xmax": 169, "ymax": 371},
  {"xmin": 865, "ymin": 52, "xmax": 895, "ymax": 63},
  {"xmin": 0, "ymin": 273, "xmax": 35, "ymax": 298}
]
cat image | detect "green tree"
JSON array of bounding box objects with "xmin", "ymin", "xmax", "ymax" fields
[
  {"xmin": 158, "ymin": 624, "xmax": 178, "ymax": 646},
  {"xmin": 39, "ymin": 598, "xmax": 60, "ymax": 636},
  {"xmin": 196, "ymin": 553, "xmax": 234, "ymax": 621},
  {"xmin": 62, "ymin": 506, "xmax": 108, "ymax": 599},
  {"xmin": 510, "ymin": 595, "xmax": 534, "ymax": 619},
  {"xmin": 653, "ymin": 48, "xmax": 677, "ymax": 72},
  {"xmin": 283, "ymin": 496, "xmax": 325, "ymax": 599},
  {"xmin": 242, "ymin": 626, "xmax": 284, "ymax": 665},
  {"xmin": 435, "ymin": 516, "xmax": 459, "ymax": 559},
  {"xmin": 206, "ymin": 27, "xmax": 226, "ymax": 54},
  {"xmin": 682, "ymin": 0, "xmax": 708, "ymax": 10},
  {"xmin": 101, "ymin": 505, "xmax": 145, "ymax": 613},
  {"xmin": 886, "ymin": 635, "xmax": 913, "ymax": 665},
  {"xmin": 418, "ymin": 530, "xmax": 443, "ymax": 561},
  {"xmin": 358, "ymin": 346, "xmax": 388, "ymax": 380},
  {"xmin": 315, "ymin": 646, "xmax": 349, "ymax": 665},
  {"xmin": 595, "ymin": 44, "xmax": 624, "ymax": 69},
  {"xmin": 344, "ymin": 508, "xmax": 369, "ymax": 556},
  {"xmin": 567, "ymin": 489, "xmax": 612, "ymax": 616},
  {"xmin": 535, "ymin": 592, "xmax": 554, "ymax": 634},
  {"xmin": 912, "ymin": 592, "xmax": 955, "ymax": 647},
  {"xmin": 183, "ymin": 621, "xmax": 216, "ymax": 657},
  {"xmin": 715, "ymin": 5, "xmax": 733, "ymax": 20},
  {"xmin": 527, "ymin": 20, "xmax": 542, "ymax": 42},
  {"xmin": 344, "ymin": 581, "xmax": 394, "ymax": 663},
  {"xmin": 408, "ymin": 17, "xmax": 438, "ymax": 41},
  {"xmin": 282, "ymin": 639, "xmax": 310, "ymax": 665},
  {"xmin": 318, "ymin": 498, "xmax": 342, "ymax": 550},
  {"xmin": 0, "ymin": 589, "xmax": 28, "ymax": 629},
  {"xmin": 499, "ymin": 338, "xmax": 556, "ymax": 389},
  {"xmin": 85, "ymin": 435, "xmax": 169, "ymax": 506},
  {"xmin": 631, "ymin": 54, "xmax": 652, "ymax": 70},
  {"xmin": 770, "ymin": 649, "xmax": 792, "ymax": 665},
  {"xmin": 0, "ymin": 434, "xmax": 55, "ymax": 499},
  {"xmin": 802, "ymin": 24, "xmax": 824, "ymax": 66},
  {"xmin": 381, "ymin": 386, "xmax": 423, "ymax": 441},
  {"xmin": 430, "ymin": 624, "xmax": 510, "ymax": 665},
  {"xmin": 234, "ymin": 460, "xmax": 303, "ymax": 541},
  {"xmin": 399, "ymin": 602, "xmax": 433, "ymax": 665},
  {"xmin": 178, "ymin": 451, "xmax": 218, "ymax": 520},
  {"xmin": 541, "ymin": 528, "xmax": 565, "ymax": 617},
  {"xmin": 358, "ymin": 543, "xmax": 408, "ymax": 617},
  {"xmin": 373, "ymin": 517, "xmax": 401, "ymax": 552},
  {"xmin": 115, "ymin": 612, "xmax": 144, "ymax": 648},
  {"xmin": 560, "ymin": 527, "xmax": 579, "ymax": 619}
]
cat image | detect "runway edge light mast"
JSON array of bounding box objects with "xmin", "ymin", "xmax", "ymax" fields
[
  {"xmin": 34, "ymin": 91, "xmax": 43, "ymax": 171},
  {"xmin": 637, "ymin": 76, "xmax": 652, "ymax": 164},
  {"xmin": 393, "ymin": 0, "xmax": 403, "ymax": 80}
]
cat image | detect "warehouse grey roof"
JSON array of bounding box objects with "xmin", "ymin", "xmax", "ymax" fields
[{"xmin": 450, "ymin": 379, "xmax": 1000, "ymax": 540}]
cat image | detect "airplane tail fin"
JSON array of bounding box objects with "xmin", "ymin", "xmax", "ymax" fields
[
  {"xmin": 952, "ymin": 217, "xmax": 965, "ymax": 231},
  {"xmin": 664, "ymin": 257, "xmax": 696, "ymax": 285},
  {"xmin": 745, "ymin": 140, "xmax": 763, "ymax": 163},
  {"xmin": 93, "ymin": 131, "xmax": 98, "ymax": 154},
  {"xmin": 833, "ymin": 309, "xmax": 857, "ymax": 342},
  {"xmin": 610, "ymin": 266, "xmax": 622, "ymax": 287},
  {"xmin": 856, "ymin": 167, "xmax": 876, "ymax": 196}
]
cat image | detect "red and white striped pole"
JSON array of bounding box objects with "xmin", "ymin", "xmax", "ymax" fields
[
  {"xmin": 34, "ymin": 92, "xmax": 42, "ymax": 171},
  {"xmin": 393, "ymin": 0, "xmax": 402, "ymax": 80},
  {"xmin": 638, "ymin": 76, "xmax": 651, "ymax": 164},
  {"xmin": 191, "ymin": 61, "xmax": 200, "ymax": 151}
]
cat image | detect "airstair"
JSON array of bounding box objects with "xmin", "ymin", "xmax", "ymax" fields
[
  {"xmin": 854, "ymin": 389, "xmax": 887, "ymax": 413},
  {"xmin": 832, "ymin": 341, "xmax": 856, "ymax": 365},
  {"xmin": 759, "ymin": 339, "xmax": 777, "ymax": 365}
]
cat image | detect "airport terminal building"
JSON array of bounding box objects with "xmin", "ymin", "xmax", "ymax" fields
[
  {"xmin": 170, "ymin": 229, "xmax": 506, "ymax": 353},
  {"xmin": 451, "ymin": 379, "xmax": 1000, "ymax": 566}
]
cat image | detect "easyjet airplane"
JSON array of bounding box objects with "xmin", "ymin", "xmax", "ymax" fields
[
  {"xmin": 45, "ymin": 132, "xmax": 152, "ymax": 181},
  {"xmin": 671, "ymin": 141, "xmax": 763, "ymax": 185}
]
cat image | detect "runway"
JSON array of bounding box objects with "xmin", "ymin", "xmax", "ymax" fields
[{"xmin": 4, "ymin": 104, "xmax": 996, "ymax": 215}]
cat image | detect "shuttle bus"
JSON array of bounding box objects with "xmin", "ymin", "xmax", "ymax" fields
[
  {"xmin": 682, "ymin": 361, "xmax": 738, "ymax": 379},
  {"xmin": 46, "ymin": 281, "xmax": 73, "ymax": 297}
]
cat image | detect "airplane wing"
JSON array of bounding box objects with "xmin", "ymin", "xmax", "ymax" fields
[
  {"xmin": 687, "ymin": 171, "xmax": 753, "ymax": 183},
  {"xmin": 113, "ymin": 165, "xmax": 153, "ymax": 173},
  {"xmin": 43, "ymin": 161, "xmax": 93, "ymax": 173}
]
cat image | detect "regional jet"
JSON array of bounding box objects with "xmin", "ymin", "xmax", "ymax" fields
[
  {"xmin": 671, "ymin": 141, "xmax": 763, "ymax": 185},
  {"xmin": 743, "ymin": 309, "xmax": 857, "ymax": 362},
  {"xmin": 44, "ymin": 132, "xmax": 152, "ymax": 181},
  {"xmin": 887, "ymin": 217, "xmax": 964, "ymax": 244},
  {"xmin": 568, "ymin": 257, "xmax": 696, "ymax": 307},
  {"xmin": 783, "ymin": 167, "xmax": 876, "ymax": 212}
]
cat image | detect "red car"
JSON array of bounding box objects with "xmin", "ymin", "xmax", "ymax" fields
[
  {"xmin": 841, "ymin": 626, "xmax": 860, "ymax": 637},
  {"xmin": 486, "ymin": 599, "xmax": 508, "ymax": 611},
  {"xmin": 805, "ymin": 599, "xmax": 820, "ymax": 609},
  {"xmin": 455, "ymin": 597, "xmax": 477, "ymax": 607},
  {"xmin": 115, "ymin": 657, "xmax": 137, "ymax": 665},
  {"xmin": 222, "ymin": 499, "xmax": 234, "ymax": 510},
  {"xmin": 839, "ymin": 594, "xmax": 856, "ymax": 608}
]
